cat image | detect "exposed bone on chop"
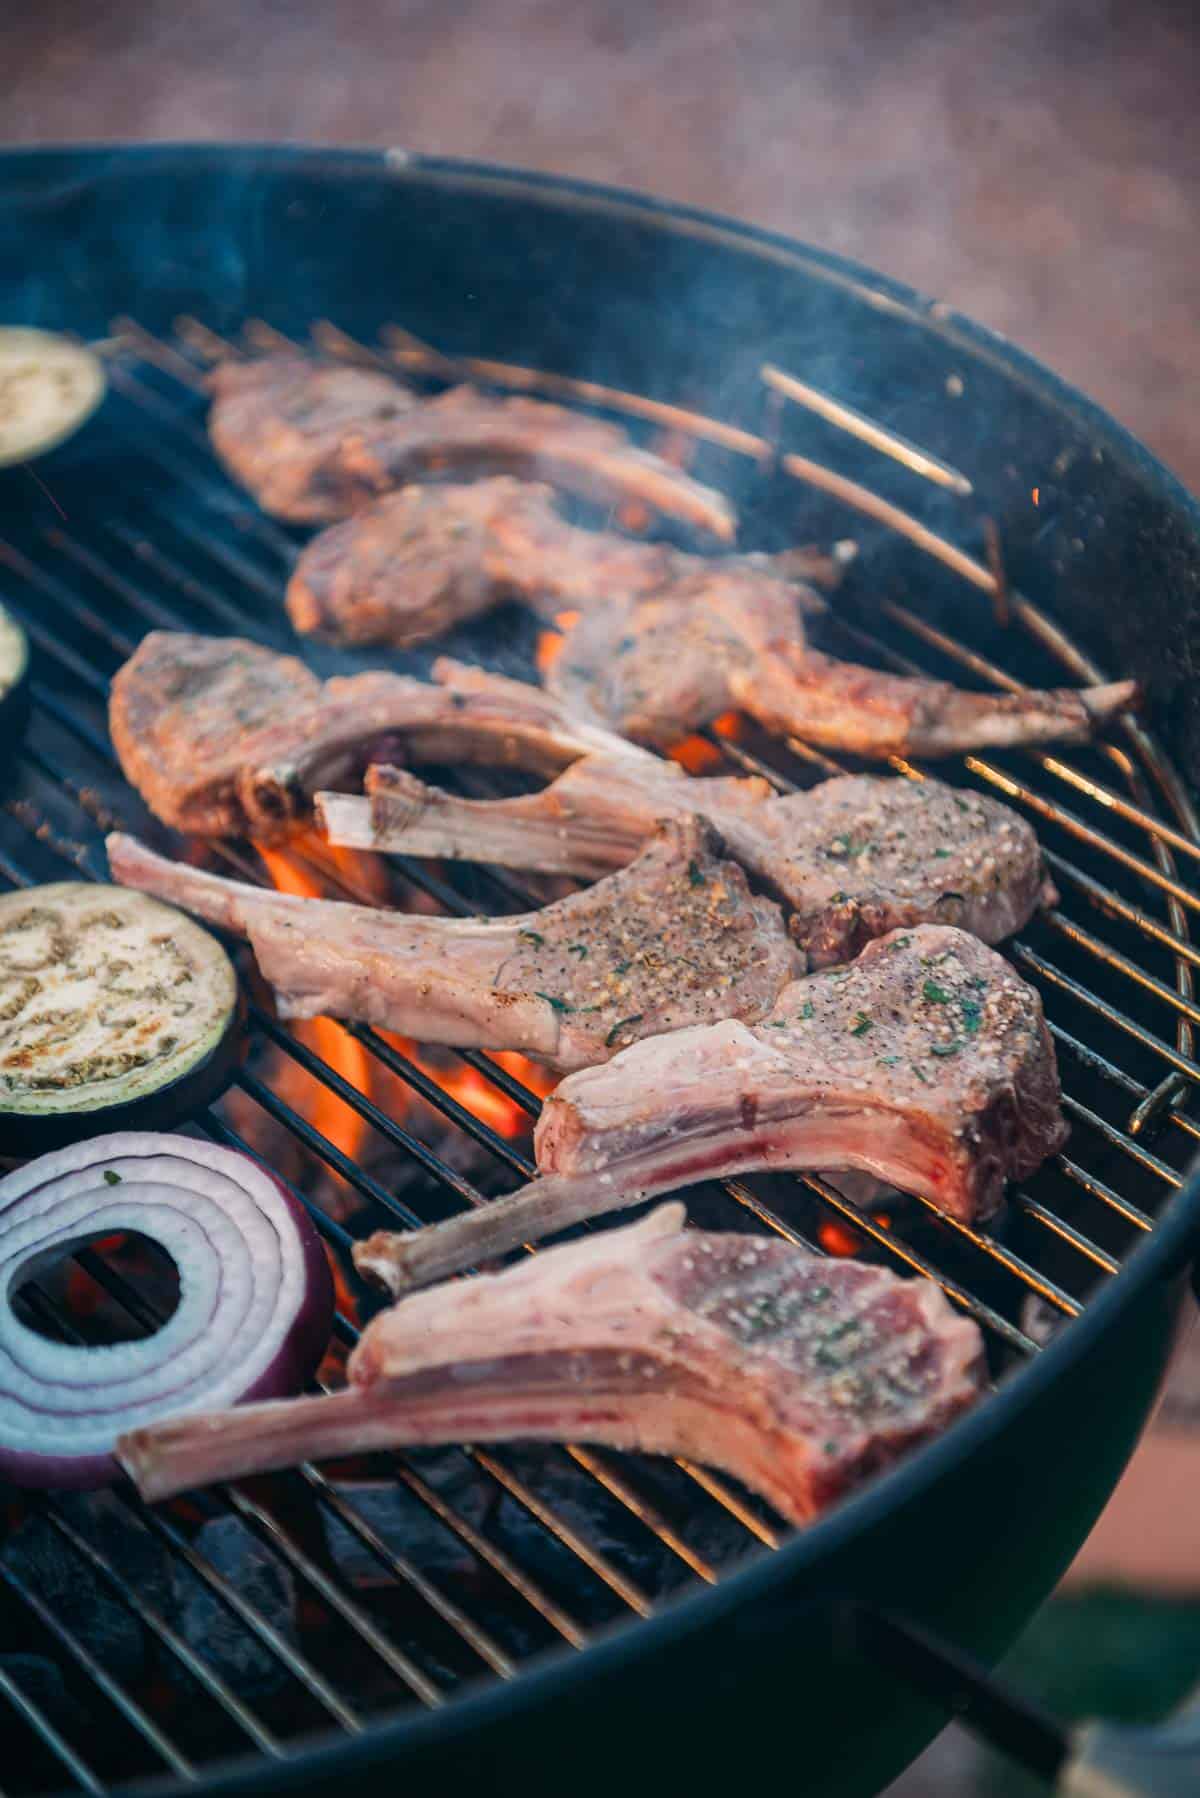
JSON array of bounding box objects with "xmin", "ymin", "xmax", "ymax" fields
[
  {"xmin": 548, "ymin": 575, "xmax": 1137, "ymax": 761},
  {"xmin": 208, "ymin": 355, "xmax": 736, "ymax": 538},
  {"xmin": 322, "ymin": 761, "xmax": 1053, "ymax": 965},
  {"xmin": 286, "ymin": 474, "xmax": 834, "ymax": 648},
  {"xmin": 109, "ymin": 632, "xmax": 650, "ymax": 841},
  {"xmin": 106, "ymin": 818, "xmax": 800, "ymax": 1073},
  {"xmin": 354, "ymin": 924, "xmax": 1067, "ymax": 1295},
  {"xmin": 116, "ymin": 1204, "xmax": 986, "ymax": 1523}
]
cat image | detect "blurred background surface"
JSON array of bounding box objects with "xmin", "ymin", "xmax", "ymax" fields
[
  {"xmin": 7, "ymin": 0, "xmax": 1200, "ymax": 490},
  {"xmin": 3, "ymin": 1, "xmax": 1198, "ymax": 1788}
]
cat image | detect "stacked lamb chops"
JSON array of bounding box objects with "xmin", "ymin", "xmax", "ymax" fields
[{"xmin": 209, "ymin": 356, "xmax": 1134, "ymax": 764}]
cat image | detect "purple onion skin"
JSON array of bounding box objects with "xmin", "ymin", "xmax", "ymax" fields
[
  {"xmin": 0, "ymin": 1444, "xmax": 125, "ymax": 1492},
  {"xmin": 0, "ymin": 1165, "xmax": 336, "ymax": 1493}
]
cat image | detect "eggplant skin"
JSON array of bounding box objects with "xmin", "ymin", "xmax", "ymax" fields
[{"xmin": 0, "ymin": 992, "xmax": 246, "ymax": 1160}]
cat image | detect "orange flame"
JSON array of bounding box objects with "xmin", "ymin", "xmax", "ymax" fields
[
  {"xmin": 669, "ymin": 734, "xmax": 725, "ymax": 774},
  {"xmin": 256, "ymin": 842, "xmax": 380, "ymax": 1170},
  {"xmin": 668, "ymin": 713, "xmax": 745, "ymax": 775},
  {"xmin": 535, "ymin": 608, "xmax": 580, "ymax": 676},
  {"xmin": 817, "ymin": 1211, "xmax": 892, "ymax": 1259},
  {"xmin": 255, "ymin": 842, "xmax": 550, "ymax": 1168}
]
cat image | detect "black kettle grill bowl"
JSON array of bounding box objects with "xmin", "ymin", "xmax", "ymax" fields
[{"xmin": 0, "ymin": 146, "xmax": 1198, "ymax": 1798}]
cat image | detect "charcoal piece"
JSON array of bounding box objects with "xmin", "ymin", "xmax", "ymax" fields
[
  {"xmin": 0, "ymin": 1652, "xmax": 88, "ymax": 1734},
  {"xmin": 169, "ymin": 1516, "xmax": 298, "ymax": 1700},
  {"xmin": 496, "ymin": 1446, "xmax": 697, "ymax": 1603},
  {"xmin": 320, "ymin": 1481, "xmax": 479, "ymax": 1589},
  {"xmin": 2, "ymin": 1508, "xmax": 149, "ymax": 1684}
]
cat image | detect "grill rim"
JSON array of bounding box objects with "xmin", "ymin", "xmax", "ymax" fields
[
  {"xmin": 4, "ymin": 142, "xmax": 1200, "ymax": 1794},
  {"xmin": 10, "ymin": 138, "xmax": 1200, "ymax": 524}
]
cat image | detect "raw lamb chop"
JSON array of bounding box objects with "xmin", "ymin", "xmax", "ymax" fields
[
  {"xmin": 286, "ymin": 475, "xmax": 834, "ymax": 648},
  {"xmin": 106, "ymin": 818, "xmax": 800, "ymax": 1072},
  {"xmin": 208, "ymin": 355, "xmax": 736, "ymax": 538},
  {"xmin": 117, "ymin": 1203, "xmax": 986, "ymax": 1522},
  {"xmin": 355, "ymin": 924, "xmax": 1067, "ymax": 1294},
  {"xmin": 321, "ymin": 761, "xmax": 1053, "ymax": 965},
  {"xmin": 548, "ymin": 576, "xmax": 1137, "ymax": 761},
  {"xmin": 109, "ymin": 632, "xmax": 649, "ymax": 841}
]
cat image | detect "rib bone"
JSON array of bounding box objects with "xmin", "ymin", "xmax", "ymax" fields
[
  {"xmin": 106, "ymin": 818, "xmax": 800, "ymax": 1073},
  {"xmin": 548, "ymin": 577, "xmax": 1137, "ymax": 760},
  {"xmin": 354, "ymin": 922, "xmax": 1068, "ymax": 1294},
  {"xmin": 320, "ymin": 760, "xmax": 1054, "ymax": 965},
  {"xmin": 117, "ymin": 1204, "xmax": 985, "ymax": 1523}
]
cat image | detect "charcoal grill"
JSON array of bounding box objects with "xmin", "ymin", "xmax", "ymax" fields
[{"xmin": 0, "ymin": 145, "xmax": 1198, "ymax": 1798}]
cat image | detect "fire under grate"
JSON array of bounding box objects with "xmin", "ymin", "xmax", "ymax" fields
[{"xmin": 0, "ymin": 315, "xmax": 1194, "ymax": 1792}]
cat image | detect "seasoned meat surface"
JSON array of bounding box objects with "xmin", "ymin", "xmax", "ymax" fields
[
  {"xmin": 287, "ymin": 475, "xmax": 829, "ymax": 648},
  {"xmin": 209, "ymin": 355, "xmax": 735, "ymax": 538},
  {"xmin": 208, "ymin": 355, "xmax": 421, "ymax": 523},
  {"xmin": 538, "ymin": 923, "xmax": 1065, "ymax": 1215},
  {"xmin": 118, "ymin": 1204, "xmax": 986, "ymax": 1523},
  {"xmin": 355, "ymin": 923, "xmax": 1066, "ymax": 1295},
  {"xmin": 288, "ymin": 476, "xmax": 672, "ymax": 644},
  {"xmin": 110, "ymin": 631, "xmax": 327, "ymax": 838},
  {"xmin": 109, "ymin": 633, "xmax": 647, "ymax": 840},
  {"xmin": 743, "ymin": 774, "xmax": 1054, "ymax": 965},
  {"xmin": 322, "ymin": 759, "xmax": 1052, "ymax": 964},
  {"xmin": 548, "ymin": 580, "xmax": 1137, "ymax": 760},
  {"xmin": 107, "ymin": 818, "xmax": 800, "ymax": 1072}
]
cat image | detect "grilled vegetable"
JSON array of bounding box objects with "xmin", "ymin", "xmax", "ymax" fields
[
  {"xmin": 0, "ymin": 882, "xmax": 243, "ymax": 1155},
  {"xmin": 0, "ymin": 328, "xmax": 106, "ymax": 467},
  {"xmin": 0, "ymin": 1133, "xmax": 334, "ymax": 1488},
  {"xmin": 0, "ymin": 602, "xmax": 29, "ymax": 751}
]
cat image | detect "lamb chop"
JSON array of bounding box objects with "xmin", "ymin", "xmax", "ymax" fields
[
  {"xmin": 354, "ymin": 924, "xmax": 1067, "ymax": 1295},
  {"xmin": 548, "ymin": 575, "xmax": 1137, "ymax": 761},
  {"xmin": 117, "ymin": 1203, "xmax": 986, "ymax": 1523},
  {"xmin": 322, "ymin": 761, "xmax": 1053, "ymax": 966},
  {"xmin": 209, "ymin": 355, "xmax": 736, "ymax": 539},
  {"xmin": 286, "ymin": 474, "xmax": 836, "ymax": 648},
  {"xmin": 106, "ymin": 818, "xmax": 800, "ymax": 1072},
  {"xmin": 109, "ymin": 632, "xmax": 650, "ymax": 841}
]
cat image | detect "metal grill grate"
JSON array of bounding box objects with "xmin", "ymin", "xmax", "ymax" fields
[{"xmin": 0, "ymin": 316, "xmax": 1195, "ymax": 1793}]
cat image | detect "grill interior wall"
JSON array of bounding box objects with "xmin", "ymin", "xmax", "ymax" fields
[{"xmin": 0, "ymin": 320, "xmax": 1193, "ymax": 1792}]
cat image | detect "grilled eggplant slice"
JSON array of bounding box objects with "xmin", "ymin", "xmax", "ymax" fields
[
  {"xmin": 0, "ymin": 329, "xmax": 106, "ymax": 467},
  {"xmin": 0, "ymin": 883, "xmax": 243, "ymax": 1154},
  {"xmin": 0, "ymin": 603, "xmax": 28, "ymax": 752}
]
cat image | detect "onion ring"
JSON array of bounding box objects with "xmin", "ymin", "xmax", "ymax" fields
[{"xmin": 0, "ymin": 1132, "xmax": 334, "ymax": 1488}]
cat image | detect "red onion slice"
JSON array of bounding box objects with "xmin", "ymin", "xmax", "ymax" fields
[{"xmin": 0, "ymin": 1132, "xmax": 334, "ymax": 1489}]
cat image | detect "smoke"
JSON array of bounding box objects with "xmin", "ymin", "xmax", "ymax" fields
[{"xmin": 7, "ymin": 1, "xmax": 1200, "ymax": 484}]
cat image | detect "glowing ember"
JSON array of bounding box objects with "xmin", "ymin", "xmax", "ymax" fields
[
  {"xmin": 668, "ymin": 734, "xmax": 725, "ymax": 774},
  {"xmin": 817, "ymin": 1218, "xmax": 864, "ymax": 1258},
  {"xmin": 668, "ymin": 710, "xmax": 745, "ymax": 775},
  {"xmin": 535, "ymin": 609, "xmax": 580, "ymax": 676},
  {"xmin": 817, "ymin": 1211, "xmax": 892, "ymax": 1258}
]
